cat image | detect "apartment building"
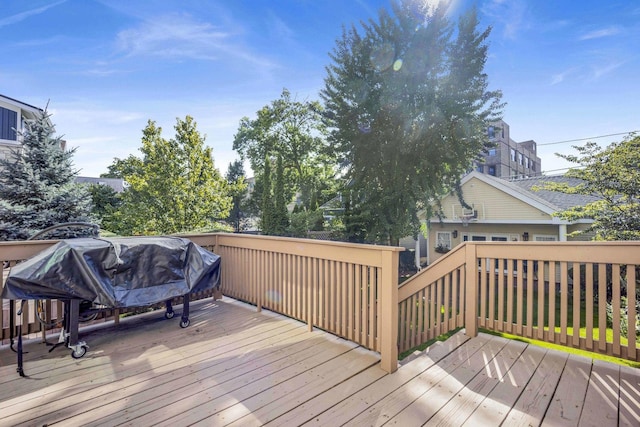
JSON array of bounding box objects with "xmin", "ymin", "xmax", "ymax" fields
[{"xmin": 475, "ymin": 120, "xmax": 541, "ymax": 180}]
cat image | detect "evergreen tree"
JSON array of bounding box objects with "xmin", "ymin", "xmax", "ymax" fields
[
  {"xmin": 0, "ymin": 108, "xmax": 96, "ymax": 240},
  {"xmin": 273, "ymin": 155, "xmax": 290, "ymax": 235},
  {"xmin": 224, "ymin": 159, "xmax": 249, "ymax": 233},
  {"xmin": 108, "ymin": 117, "xmax": 232, "ymax": 235},
  {"xmin": 88, "ymin": 183, "xmax": 121, "ymax": 233},
  {"xmin": 321, "ymin": 2, "xmax": 502, "ymax": 245},
  {"xmin": 260, "ymin": 156, "xmax": 274, "ymax": 234}
]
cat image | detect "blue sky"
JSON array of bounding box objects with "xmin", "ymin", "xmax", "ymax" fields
[{"xmin": 1, "ymin": 0, "xmax": 638, "ymax": 177}]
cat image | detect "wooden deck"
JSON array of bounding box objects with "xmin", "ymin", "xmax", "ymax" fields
[{"xmin": 0, "ymin": 297, "xmax": 638, "ymax": 426}]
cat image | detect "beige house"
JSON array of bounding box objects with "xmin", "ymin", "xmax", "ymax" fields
[{"xmin": 423, "ymin": 171, "xmax": 598, "ymax": 264}]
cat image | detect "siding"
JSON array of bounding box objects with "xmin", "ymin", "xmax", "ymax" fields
[{"xmin": 439, "ymin": 177, "xmax": 552, "ymax": 221}]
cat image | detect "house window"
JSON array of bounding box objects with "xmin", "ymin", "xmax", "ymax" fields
[
  {"xmin": 488, "ymin": 165, "xmax": 496, "ymax": 176},
  {"xmin": 518, "ymin": 152, "xmax": 523, "ymax": 165},
  {"xmin": 487, "ymin": 148, "xmax": 497, "ymax": 156},
  {"xmin": 525, "ymin": 157, "xmax": 529, "ymax": 168},
  {"xmin": 488, "ymin": 126, "xmax": 495, "ymax": 139},
  {"xmin": 510, "ymin": 148, "xmax": 516, "ymax": 162},
  {"xmin": 476, "ymin": 164, "xmax": 483, "ymax": 173},
  {"xmin": 0, "ymin": 106, "xmax": 18, "ymax": 141},
  {"xmin": 436, "ymin": 232, "xmax": 452, "ymax": 250}
]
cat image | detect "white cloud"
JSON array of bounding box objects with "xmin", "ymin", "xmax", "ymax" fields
[
  {"xmin": 591, "ymin": 61, "xmax": 624, "ymax": 79},
  {"xmin": 115, "ymin": 13, "xmax": 276, "ymax": 69},
  {"xmin": 51, "ymin": 106, "xmax": 145, "ymax": 125},
  {"xmin": 481, "ymin": 0, "xmax": 529, "ymax": 39},
  {"xmin": 579, "ymin": 26, "xmax": 621, "ymax": 41},
  {"xmin": 0, "ymin": 0, "xmax": 67, "ymax": 28},
  {"xmin": 550, "ymin": 68, "xmax": 577, "ymax": 85}
]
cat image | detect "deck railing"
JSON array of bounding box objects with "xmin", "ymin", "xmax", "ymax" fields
[
  {"xmin": 1, "ymin": 233, "xmax": 402, "ymax": 373},
  {"xmin": 198, "ymin": 233, "xmax": 401, "ymax": 373},
  {"xmin": 399, "ymin": 241, "xmax": 640, "ymax": 363},
  {"xmin": 2, "ymin": 235, "xmax": 639, "ymax": 373}
]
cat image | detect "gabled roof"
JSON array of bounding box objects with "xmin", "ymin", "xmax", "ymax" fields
[
  {"xmin": 0, "ymin": 94, "xmax": 43, "ymax": 115},
  {"xmin": 509, "ymin": 175, "xmax": 601, "ymax": 210},
  {"xmin": 461, "ymin": 171, "xmax": 600, "ymax": 213}
]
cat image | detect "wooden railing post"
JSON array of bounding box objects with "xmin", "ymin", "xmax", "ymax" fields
[
  {"xmin": 464, "ymin": 243, "xmax": 478, "ymax": 338},
  {"xmin": 380, "ymin": 249, "xmax": 399, "ymax": 373}
]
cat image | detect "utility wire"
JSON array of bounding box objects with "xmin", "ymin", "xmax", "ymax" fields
[{"xmin": 537, "ymin": 130, "xmax": 639, "ymax": 146}]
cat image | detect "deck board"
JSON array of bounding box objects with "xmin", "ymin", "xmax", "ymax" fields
[
  {"xmin": 0, "ymin": 297, "xmax": 638, "ymax": 427},
  {"xmin": 541, "ymin": 353, "xmax": 592, "ymax": 427},
  {"xmin": 579, "ymin": 359, "xmax": 621, "ymax": 426}
]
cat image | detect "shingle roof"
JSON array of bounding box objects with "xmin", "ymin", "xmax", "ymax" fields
[{"xmin": 508, "ymin": 174, "xmax": 601, "ymax": 211}]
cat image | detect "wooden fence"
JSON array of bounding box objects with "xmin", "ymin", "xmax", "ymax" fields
[
  {"xmin": 398, "ymin": 241, "xmax": 640, "ymax": 362},
  {"xmin": 2, "ymin": 235, "xmax": 639, "ymax": 373},
  {"xmin": 1, "ymin": 233, "xmax": 402, "ymax": 373}
]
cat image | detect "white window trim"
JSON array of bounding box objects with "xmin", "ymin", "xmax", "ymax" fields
[
  {"xmin": 436, "ymin": 231, "xmax": 452, "ymax": 249},
  {"xmin": 533, "ymin": 234, "xmax": 558, "ymax": 241}
]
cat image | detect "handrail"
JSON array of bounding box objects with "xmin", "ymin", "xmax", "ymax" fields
[
  {"xmin": 399, "ymin": 242, "xmax": 466, "ymax": 301},
  {"xmin": 398, "ymin": 240, "xmax": 640, "ymax": 362},
  {"xmin": 2, "ymin": 232, "xmax": 403, "ymax": 373},
  {"xmin": 3, "ymin": 234, "xmax": 639, "ymax": 371}
]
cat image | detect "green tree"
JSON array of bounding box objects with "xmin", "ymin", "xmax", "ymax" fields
[
  {"xmin": 0, "ymin": 108, "xmax": 96, "ymax": 240},
  {"xmin": 225, "ymin": 159, "xmax": 249, "ymax": 233},
  {"xmin": 88, "ymin": 184, "xmax": 121, "ymax": 232},
  {"xmin": 101, "ymin": 156, "xmax": 140, "ymax": 179},
  {"xmin": 273, "ymin": 155, "xmax": 290, "ymax": 235},
  {"xmin": 260, "ymin": 156, "xmax": 275, "ymax": 234},
  {"xmin": 540, "ymin": 134, "xmax": 640, "ymax": 240},
  {"xmin": 233, "ymin": 88, "xmax": 338, "ymax": 212},
  {"xmin": 109, "ymin": 117, "xmax": 231, "ymax": 235},
  {"xmin": 321, "ymin": 2, "xmax": 502, "ymax": 245}
]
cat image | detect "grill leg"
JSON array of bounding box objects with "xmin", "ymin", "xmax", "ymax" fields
[{"xmin": 180, "ymin": 294, "xmax": 190, "ymax": 328}]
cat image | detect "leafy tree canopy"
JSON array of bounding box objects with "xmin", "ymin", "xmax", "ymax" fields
[
  {"xmin": 0, "ymin": 108, "xmax": 96, "ymax": 240},
  {"xmin": 233, "ymin": 88, "xmax": 338, "ymax": 211},
  {"xmin": 321, "ymin": 1, "xmax": 503, "ymax": 244},
  {"xmin": 88, "ymin": 184, "xmax": 121, "ymax": 233},
  {"xmin": 540, "ymin": 134, "xmax": 640, "ymax": 241},
  {"xmin": 108, "ymin": 116, "xmax": 232, "ymax": 235}
]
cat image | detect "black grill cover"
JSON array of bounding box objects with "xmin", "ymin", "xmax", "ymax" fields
[{"xmin": 1, "ymin": 236, "xmax": 221, "ymax": 307}]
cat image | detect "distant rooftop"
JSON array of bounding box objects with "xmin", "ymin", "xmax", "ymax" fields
[
  {"xmin": 0, "ymin": 94, "xmax": 42, "ymax": 113},
  {"xmin": 509, "ymin": 174, "xmax": 601, "ymax": 211},
  {"xmin": 76, "ymin": 176, "xmax": 125, "ymax": 193}
]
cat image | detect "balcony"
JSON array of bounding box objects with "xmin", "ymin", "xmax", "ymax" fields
[{"xmin": 1, "ymin": 234, "xmax": 639, "ymax": 425}]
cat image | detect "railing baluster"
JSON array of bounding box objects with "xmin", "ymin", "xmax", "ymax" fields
[
  {"xmin": 548, "ymin": 261, "xmax": 556, "ymax": 344},
  {"xmin": 537, "ymin": 261, "xmax": 544, "ymax": 340},
  {"xmin": 560, "ymin": 261, "xmax": 568, "ymax": 345},
  {"xmin": 585, "ymin": 263, "xmax": 594, "ymax": 350},
  {"xmin": 627, "ymin": 264, "xmax": 636, "ymax": 360},
  {"xmin": 598, "ymin": 262, "xmax": 607, "ymax": 352},
  {"xmin": 517, "ymin": 259, "xmax": 524, "ymax": 336},
  {"xmin": 612, "ymin": 264, "xmax": 621, "ymax": 357},
  {"xmin": 572, "ymin": 262, "xmax": 581, "ymax": 347}
]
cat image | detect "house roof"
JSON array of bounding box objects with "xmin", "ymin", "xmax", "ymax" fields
[
  {"xmin": 509, "ymin": 174, "xmax": 601, "ymax": 211},
  {"xmin": 0, "ymin": 94, "xmax": 43, "ymax": 115},
  {"xmin": 76, "ymin": 176, "xmax": 126, "ymax": 193},
  {"xmin": 461, "ymin": 171, "xmax": 600, "ymax": 213}
]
